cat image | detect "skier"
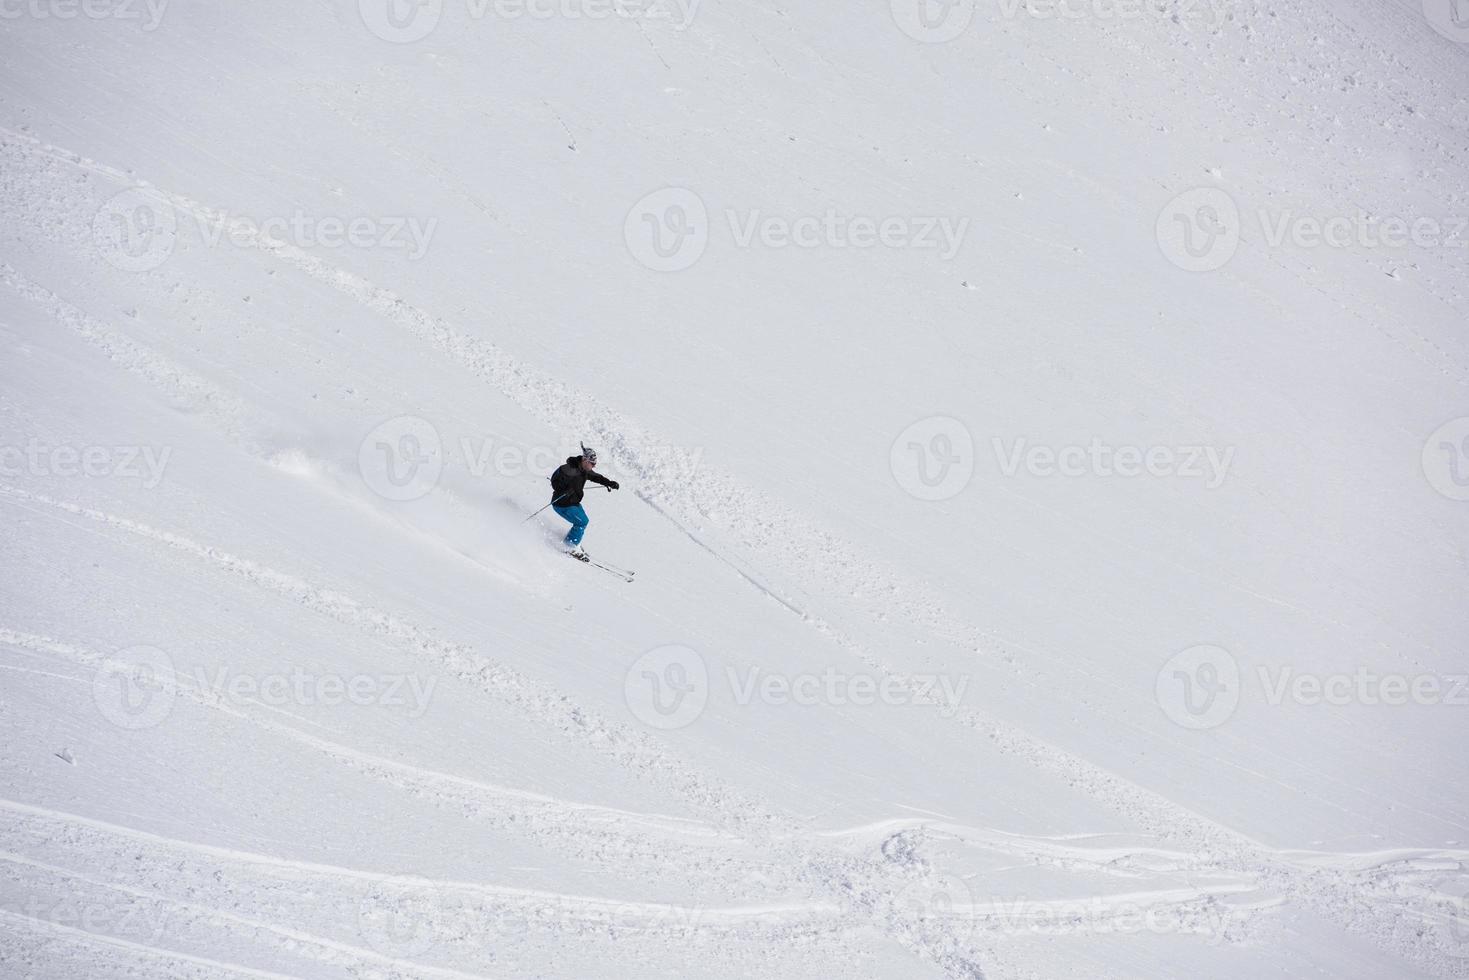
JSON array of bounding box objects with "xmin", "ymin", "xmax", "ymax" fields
[{"xmin": 549, "ymin": 444, "xmax": 619, "ymax": 558}]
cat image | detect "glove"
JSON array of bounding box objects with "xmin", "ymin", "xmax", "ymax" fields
[{"xmin": 608, "ymin": 480, "xmax": 621, "ymax": 490}]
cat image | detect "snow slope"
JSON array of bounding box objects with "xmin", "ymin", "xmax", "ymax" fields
[{"xmin": 1, "ymin": 0, "xmax": 1467, "ymax": 977}]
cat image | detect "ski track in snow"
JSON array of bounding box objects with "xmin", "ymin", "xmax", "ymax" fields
[
  {"xmin": 0, "ymin": 484, "xmax": 780, "ymax": 834},
  {"xmin": 2, "ymin": 125, "xmax": 1467, "ymax": 977},
  {"xmin": 0, "ymin": 487, "xmax": 998, "ymax": 976},
  {"xmin": 0, "ymin": 125, "xmax": 1374, "ymax": 841},
  {"xmin": 0, "ymin": 908, "xmax": 316, "ymax": 980},
  {"xmin": 0, "ymin": 797, "xmax": 1262, "ymax": 980},
  {"xmin": 0, "ymin": 628, "xmax": 774, "ymax": 888},
  {"xmin": 0, "ymin": 856, "xmax": 498, "ymax": 980}
]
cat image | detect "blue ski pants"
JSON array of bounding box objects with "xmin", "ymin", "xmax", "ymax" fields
[{"xmin": 553, "ymin": 504, "xmax": 589, "ymax": 546}]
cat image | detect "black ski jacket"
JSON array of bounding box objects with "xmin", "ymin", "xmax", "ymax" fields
[{"xmin": 550, "ymin": 456, "xmax": 615, "ymax": 507}]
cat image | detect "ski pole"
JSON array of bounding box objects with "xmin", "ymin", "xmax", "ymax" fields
[{"xmin": 522, "ymin": 491, "xmax": 571, "ymax": 523}]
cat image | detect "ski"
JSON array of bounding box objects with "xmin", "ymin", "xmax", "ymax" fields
[
  {"xmin": 588, "ymin": 554, "xmax": 635, "ymax": 577},
  {"xmin": 569, "ymin": 552, "xmax": 635, "ymax": 582}
]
